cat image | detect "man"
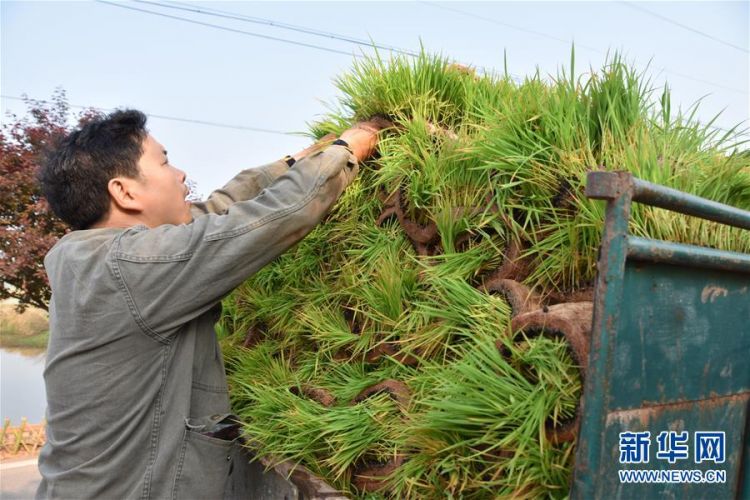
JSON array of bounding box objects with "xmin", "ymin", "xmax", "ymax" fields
[{"xmin": 35, "ymin": 109, "xmax": 381, "ymax": 499}]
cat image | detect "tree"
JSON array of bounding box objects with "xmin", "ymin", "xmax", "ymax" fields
[{"xmin": 0, "ymin": 89, "xmax": 100, "ymax": 312}]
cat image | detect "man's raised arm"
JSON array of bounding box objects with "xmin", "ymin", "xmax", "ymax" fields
[
  {"xmin": 189, "ymin": 134, "xmax": 338, "ymax": 217},
  {"xmin": 189, "ymin": 159, "xmax": 290, "ymax": 216}
]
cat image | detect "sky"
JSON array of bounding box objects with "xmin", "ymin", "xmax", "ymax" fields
[{"xmin": 2, "ymin": 1, "xmax": 748, "ymax": 196}]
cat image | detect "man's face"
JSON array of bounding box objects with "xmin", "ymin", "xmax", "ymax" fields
[{"xmin": 134, "ymin": 134, "xmax": 192, "ymax": 227}]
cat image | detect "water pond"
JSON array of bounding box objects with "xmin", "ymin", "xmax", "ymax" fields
[{"xmin": 1, "ymin": 348, "xmax": 47, "ymax": 424}]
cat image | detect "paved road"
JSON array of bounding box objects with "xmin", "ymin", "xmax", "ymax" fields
[{"xmin": 0, "ymin": 457, "xmax": 40, "ymax": 499}]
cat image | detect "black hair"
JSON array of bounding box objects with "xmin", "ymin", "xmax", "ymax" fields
[{"xmin": 38, "ymin": 109, "xmax": 148, "ymax": 230}]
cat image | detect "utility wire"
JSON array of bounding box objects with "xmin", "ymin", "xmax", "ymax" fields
[
  {"xmin": 422, "ymin": 1, "xmax": 603, "ymax": 53},
  {"xmin": 421, "ymin": 1, "xmax": 748, "ymax": 95},
  {"xmin": 1, "ymin": 95, "xmax": 293, "ymax": 136},
  {"xmin": 136, "ymin": 0, "xmax": 420, "ymax": 58},
  {"xmin": 94, "ymin": 0, "xmax": 362, "ymax": 58},
  {"xmin": 621, "ymin": 1, "xmax": 748, "ymax": 54},
  {"xmin": 147, "ymin": 0, "xmax": 505, "ymax": 77},
  {"xmin": 98, "ymin": 0, "xmax": 515, "ymax": 81}
]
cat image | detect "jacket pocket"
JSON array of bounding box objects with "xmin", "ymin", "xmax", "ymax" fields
[{"xmin": 172, "ymin": 423, "xmax": 234, "ymax": 500}]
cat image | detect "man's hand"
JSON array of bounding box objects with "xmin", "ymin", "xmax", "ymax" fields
[
  {"xmin": 291, "ymin": 118, "xmax": 391, "ymax": 164},
  {"xmin": 340, "ymin": 120, "xmax": 389, "ymax": 162}
]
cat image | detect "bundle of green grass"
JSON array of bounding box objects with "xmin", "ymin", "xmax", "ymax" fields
[{"xmin": 219, "ymin": 51, "xmax": 749, "ymax": 498}]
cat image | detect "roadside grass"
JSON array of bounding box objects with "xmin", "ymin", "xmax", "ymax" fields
[{"xmin": 0, "ymin": 303, "xmax": 49, "ymax": 351}]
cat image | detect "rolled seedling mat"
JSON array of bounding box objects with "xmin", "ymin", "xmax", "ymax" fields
[
  {"xmin": 484, "ymin": 238, "xmax": 534, "ymax": 283},
  {"xmin": 509, "ymin": 301, "xmax": 594, "ymax": 444},
  {"xmin": 289, "ymin": 384, "xmax": 337, "ymax": 407},
  {"xmin": 351, "ymin": 454, "xmax": 406, "ymax": 493},
  {"xmin": 480, "ymin": 278, "xmax": 543, "ymax": 318},
  {"xmin": 364, "ymin": 343, "xmax": 420, "ymax": 366},
  {"xmin": 349, "ymin": 380, "xmax": 411, "ymax": 492},
  {"xmin": 351, "ymin": 379, "xmax": 411, "ymax": 410}
]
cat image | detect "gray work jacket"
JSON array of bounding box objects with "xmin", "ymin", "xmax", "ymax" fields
[{"xmin": 36, "ymin": 146, "xmax": 358, "ymax": 499}]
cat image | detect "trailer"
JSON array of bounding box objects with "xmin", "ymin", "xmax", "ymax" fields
[{"xmin": 572, "ymin": 171, "xmax": 749, "ymax": 498}]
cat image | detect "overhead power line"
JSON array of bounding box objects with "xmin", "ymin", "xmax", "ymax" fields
[
  {"xmin": 422, "ymin": 1, "xmax": 603, "ymax": 53},
  {"xmin": 136, "ymin": 0, "xmax": 420, "ymax": 58},
  {"xmin": 621, "ymin": 2, "xmax": 748, "ymax": 54},
  {"xmin": 1, "ymin": 95, "xmax": 293, "ymax": 136},
  {"xmin": 94, "ymin": 0, "xmax": 362, "ymax": 58},
  {"xmin": 420, "ymin": 1, "xmax": 748, "ymax": 95},
  {"xmin": 96, "ymin": 0, "xmax": 515, "ymax": 81}
]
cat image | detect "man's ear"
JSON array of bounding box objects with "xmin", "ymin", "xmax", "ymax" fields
[{"xmin": 107, "ymin": 176, "xmax": 144, "ymax": 212}]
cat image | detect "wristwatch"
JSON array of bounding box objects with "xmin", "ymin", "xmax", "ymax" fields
[
  {"xmin": 331, "ymin": 138, "xmax": 350, "ymax": 149},
  {"xmin": 282, "ymin": 155, "xmax": 296, "ymax": 167}
]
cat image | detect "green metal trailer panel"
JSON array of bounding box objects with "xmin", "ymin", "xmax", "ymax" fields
[{"xmin": 572, "ymin": 172, "xmax": 750, "ymax": 499}]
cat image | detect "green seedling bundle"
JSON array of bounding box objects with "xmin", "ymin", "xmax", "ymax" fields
[{"xmin": 219, "ymin": 50, "xmax": 749, "ymax": 498}]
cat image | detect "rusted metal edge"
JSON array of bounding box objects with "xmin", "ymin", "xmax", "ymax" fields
[
  {"xmin": 585, "ymin": 171, "xmax": 634, "ymax": 200},
  {"xmin": 573, "ymin": 171, "xmax": 633, "ymax": 500},
  {"xmin": 605, "ymin": 391, "xmax": 750, "ymax": 427},
  {"xmin": 627, "ymin": 236, "xmax": 750, "ymax": 274}
]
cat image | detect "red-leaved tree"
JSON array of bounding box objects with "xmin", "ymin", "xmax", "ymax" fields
[{"xmin": 0, "ymin": 89, "xmax": 101, "ymax": 312}]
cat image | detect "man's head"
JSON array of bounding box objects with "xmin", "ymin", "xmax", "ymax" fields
[{"xmin": 39, "ymin": 109, "xmax": 192, "ymax": 230}]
